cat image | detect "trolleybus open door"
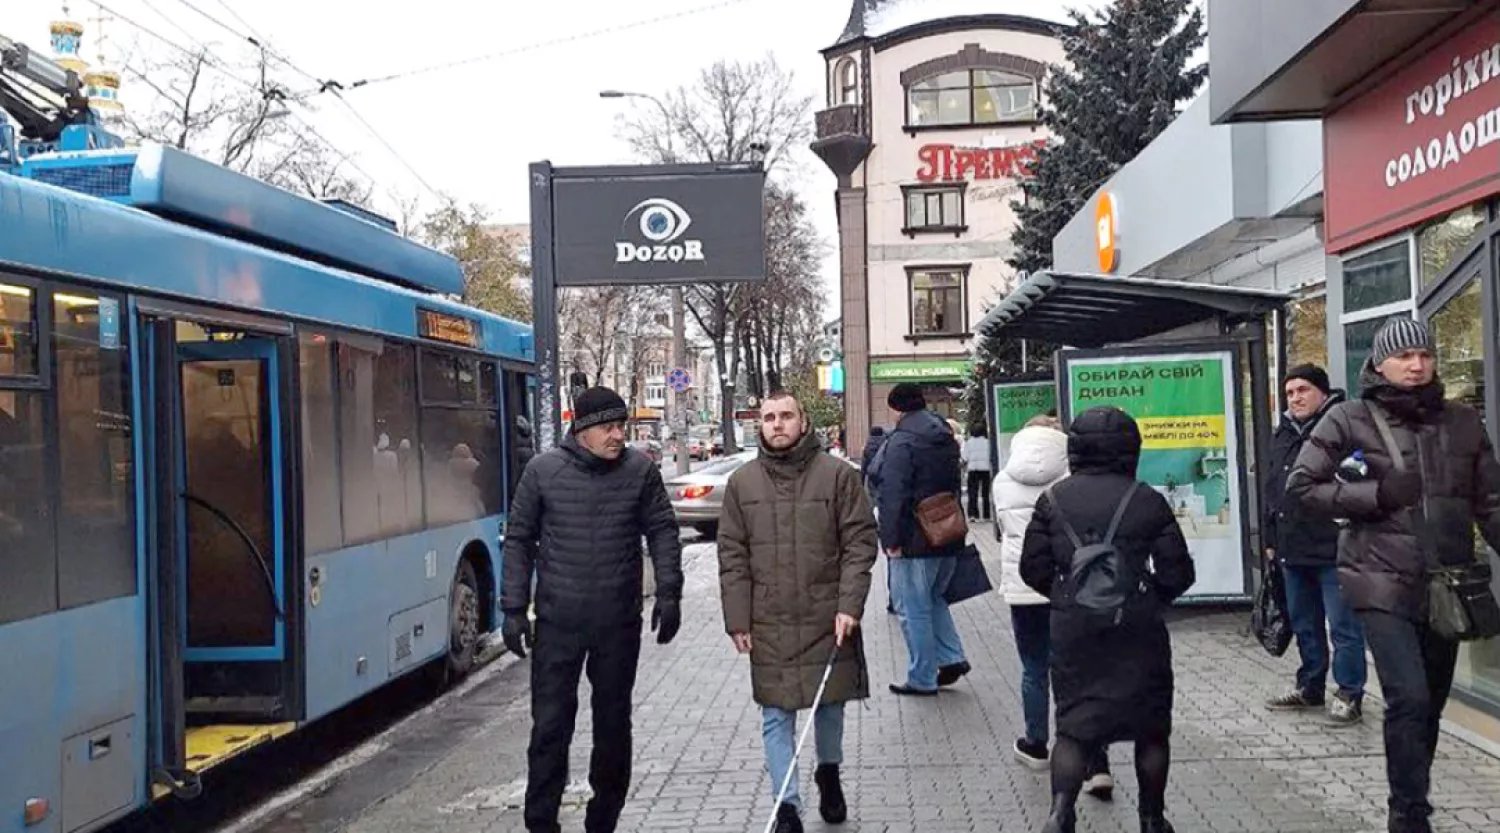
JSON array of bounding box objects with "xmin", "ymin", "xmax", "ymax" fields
[{"xmin": 139, "ymin": 302, "xmax": 302, "ymax": 797}]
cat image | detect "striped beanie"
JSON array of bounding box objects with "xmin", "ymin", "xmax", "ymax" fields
[
  {"xmin": 571, "ymin": 386, "xmax": 629, "ymax": 433},
  {"xmin": 1370, "ymin": 317, "xmax": 1435, "ymax": 368}
]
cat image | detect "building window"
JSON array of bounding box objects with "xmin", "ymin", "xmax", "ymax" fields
[
  {"xmin": 907, "ymin": 70, "xmax": 1035, "ymax": 128},
  {"xmin": 909, "ymin": 268, "xmax": 967, "ymax": 336},
  {"xmin": 646, "ymin": 384, "xmax": 666, "ymax": 402},
  {"xmin": 903, "ymin": 186, "xmax": 965, "ymax": 234},
  {"xmin": 1342, "ymin": 313, "xmax": 1409, "ymax": 395},
  {"xmin": 648, "ymin": 361, "xmax": 666, "ymax": 378},
  {"xmin": 1428, "ymin": 278, "xmax": 1484, "ymax": 419},
  {"xmin": 1343, "ymin": 239, "xmax": 1414, "ymax": 314},
  {"xmin": 1418, "ymin": 204, "xmax": 1486, "ymax": 290},
  {"xmin": 835, "ymin": 58, "xmax": 858, "ymax": 105}
]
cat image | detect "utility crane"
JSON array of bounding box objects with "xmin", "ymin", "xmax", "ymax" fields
[{"xmin": 0, "ymin": 31, "xmax": 122, "ymax": 174}]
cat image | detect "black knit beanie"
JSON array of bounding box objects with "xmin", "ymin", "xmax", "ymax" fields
[
  {"xmin": 572, "ymin": 386, "xmax": 629, "ymax": 433},
  {"xmin": 1283, "ymin": 364, "xmax": 1331, "ymax": 395}
]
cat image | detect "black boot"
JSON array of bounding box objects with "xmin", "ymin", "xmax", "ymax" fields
[
  {"xmin": 1040, "ymin": 793, "xmax": 1076, "ymax": 833},
  {"xmin": 814, "ymin": 763, "xmax": 847, "ymax": 824},
  {"xmin": 1139, "ymin": 811, "xmax": 1175, "ymax": 833},
  {"xmin": 773, "ymin": 801, "xmax": 803, "ymax": 833}
]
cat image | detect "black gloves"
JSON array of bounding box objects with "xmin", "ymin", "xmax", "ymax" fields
[
  {"xmin": 1377, "ymin": 468, "xmax": 1423, "ymax": 511},
  {"xmin": 651, "ymin": 598, "xmax": 681, "ymax": 645},
  {"xmin": 501, "ymin": 613, "xmax": 534, "ymax": 658}
]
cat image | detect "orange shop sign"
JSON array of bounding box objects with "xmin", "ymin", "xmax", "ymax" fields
[
  {"xmin": 1095, "ymin": 192, "xmax": 1119, "ymax": 273},
  {"xmin": 916, "ymin": 140, "xmax": 1045, "ymax": 183}
]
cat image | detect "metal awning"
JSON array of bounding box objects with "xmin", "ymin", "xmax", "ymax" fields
[{"xmin": 977, "ymin": 271, "xmax": 1292, "ymax": 347}]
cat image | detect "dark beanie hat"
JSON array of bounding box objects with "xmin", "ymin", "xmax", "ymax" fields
[
  {"xmin": 888, "ymin": 383, "xmax": 926, "ymax": 413},
  {"xmin": 1283, "ymin": 364, "xmax": 1331, "ymax": 395},
  {"xmin": 1370, "ymin": 317, "xmax": 1435, "ymax": 368},
  {"xmin": 572, "ymin": 386, "xmax": 629, "ymax": 433}
]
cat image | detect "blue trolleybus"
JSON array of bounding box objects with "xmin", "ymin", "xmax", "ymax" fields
[{"xmin": 0, "ymin": 141, "xmax": 536, "ymax": 832}]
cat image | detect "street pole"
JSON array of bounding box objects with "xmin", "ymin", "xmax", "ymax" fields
[{"xmin": 671, "ymin": 286, "xmax": 690, "ymax": 476}]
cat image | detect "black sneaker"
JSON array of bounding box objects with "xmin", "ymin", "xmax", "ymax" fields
[
  {"xmin": 1013, "ymin": 738, "xmax": 1049, "ymax": 771},
  {"xmin": 1265, "ymin": 688, "xmax": 1324, "ymax": 710},
  {"xmin": 773, "ymin": 802, "xmax": 803, "ymax": 833},
  {"xmin": 814, "ymin": 763, "xmax": 847, "ymax": 824}
]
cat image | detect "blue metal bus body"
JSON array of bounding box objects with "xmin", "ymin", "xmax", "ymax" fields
[{"xmin": 0, "ymin": 148, "xmax": 535, "ymax": 833}]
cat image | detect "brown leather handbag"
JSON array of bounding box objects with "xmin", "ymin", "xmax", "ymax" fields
[{"xmin": 915, "ymin": 492, "xmax": 968, "ymax": 548}]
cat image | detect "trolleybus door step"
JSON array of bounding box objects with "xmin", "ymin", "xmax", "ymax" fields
[{"xmin": 184, "ymin": 695, "xmax": 282, "ymax": 717}]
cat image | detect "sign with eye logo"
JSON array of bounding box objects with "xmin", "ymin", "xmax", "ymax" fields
[{"xmin": 547, "ymin": 163, "xmax": 767, "ymax": 286}]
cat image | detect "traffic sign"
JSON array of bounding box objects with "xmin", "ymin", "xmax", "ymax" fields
[{"xmin": 666, "ymin": 368, "xmax": 692, "ymax": 393}]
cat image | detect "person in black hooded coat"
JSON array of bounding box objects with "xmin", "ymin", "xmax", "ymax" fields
[{"xmin": 1019, "ymin": 406, "xmax": 1196, "ymax": 833}]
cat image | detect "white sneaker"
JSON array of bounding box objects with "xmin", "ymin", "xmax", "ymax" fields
[{"xmin": 1084, "ymin": 771, "xmax": 1114, "ymax": 801}]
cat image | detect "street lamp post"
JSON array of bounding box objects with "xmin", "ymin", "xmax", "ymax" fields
[{"xmin": 600, "ymin": 89, "xmax": 691, "ymax": 478}]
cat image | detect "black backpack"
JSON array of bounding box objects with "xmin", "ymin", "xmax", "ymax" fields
[{"xmin": 1045, "ymin": 481, "xmax": 1150, "ymax": 626}]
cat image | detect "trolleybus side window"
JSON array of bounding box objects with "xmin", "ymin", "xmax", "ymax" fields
[
  {"xmin": 0, "ymin": 279, "xmax": 53, "ymax": 626},
  {"xmin": 53, "ymin": 289, "xmax": 134, "ymax": 609},
  {"xmin": 418, "ymin": 349, "xmax": 502, "ymax": 527},
  {"xmin": 298, "ymin": 331, "xmax": 343, "ymax": 554},
  {"xmin": 338, "ymin": 336, "xmax": 422, "ymax": 544}
]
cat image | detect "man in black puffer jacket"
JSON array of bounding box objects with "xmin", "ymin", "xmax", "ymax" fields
[
  {"xmin": 1261, "ymin": 365, "xmax": 1366, "ymax": 725},
  {"xmin": 500, "ymin": 386, "xmax": 683, "ymax": 833}
]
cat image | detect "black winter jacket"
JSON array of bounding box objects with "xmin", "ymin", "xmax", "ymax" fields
[
  {"xmin": 1262, "ymin": 391, "xmax": 1345, "ymax": 567},
  {"xmin": 1287, "ymin": 367, "xmax": 1500, "ymax": 621},
  {"xmin": 500, "ymin": 433, "xmax": 683, "ymax": 628},
  {"xmin": 873, "ymin": 409, "xmax": 963, "ymax": 557}
]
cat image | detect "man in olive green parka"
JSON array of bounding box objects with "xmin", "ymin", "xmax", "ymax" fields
[{"xmin": 719, "ymin": 390, "xmax": 877, "ymax": 833}]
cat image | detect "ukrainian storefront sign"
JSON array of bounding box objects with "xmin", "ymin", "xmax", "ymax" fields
[
  {"xmin": 1323, "ymin": 10, "xmax": 1500, "ymax": 252},
  {"xmin": 868, "ymin": 358, "xmax": 972, "ymax": 382},
  {"xmin": 1061, "ymin": 350, "xmax": 1247, "ymax": 600}
]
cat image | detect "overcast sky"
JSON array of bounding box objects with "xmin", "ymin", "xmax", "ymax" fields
[{"xmin": 4, "ymin": 0, "xmax": 1192, "ymax": 318}]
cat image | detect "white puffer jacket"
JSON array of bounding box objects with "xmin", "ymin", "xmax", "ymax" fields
[{"xmin": 993, "ymin": 425, "xmax": 1069, "ymax": 606}]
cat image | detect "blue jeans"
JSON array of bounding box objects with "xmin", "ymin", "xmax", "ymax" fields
[
  {"xmin": 1011, "ymin": 604, "xmax": 1051, "ymax": 745},
  {"xmin": 763, "ymin": 703, "xmax": 845, "ymax": 809},
  {"xmin": 1282, "ymin": 563, "xmax": 1367, "ymax": 699},
  {"xmin": 890, "ymin": 556, "xmax": 966, "ymax": 690}
]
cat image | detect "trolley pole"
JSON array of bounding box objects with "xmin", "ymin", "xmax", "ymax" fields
[{"xmin": 671, "ymin": 286, "xmax": 691, "ymax": 477}]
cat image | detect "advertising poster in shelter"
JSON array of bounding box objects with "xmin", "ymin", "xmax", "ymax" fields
[
  {"xmin": 1062, "ymin": 351, "xmax": 1246, "ymax": 600},
  {"xmin": 991, "ymin": 381, "xmax": 1056, "ymax": 470}
]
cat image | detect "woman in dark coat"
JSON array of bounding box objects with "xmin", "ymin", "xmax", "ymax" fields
[{"xmin": 1019, "ymin": 406, "xmax": 1196, "ymax": 833}]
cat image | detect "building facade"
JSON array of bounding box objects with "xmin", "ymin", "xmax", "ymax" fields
[
  {"xmin": 971, "ymin": 0, "xmax": 1500, "ymax": 744},
  {"xmin": 812, "ymin": 1, "xmax": 1066, "ymax": 454}
]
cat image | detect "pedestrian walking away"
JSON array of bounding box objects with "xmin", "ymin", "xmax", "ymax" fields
[
  {"xmin": 1261, "ymin": 363, "xmax": 1367, "ymax": 725},
  {"xmin": 861, "ymin": 426, "xmax": 897, "ymax": 616},
  {"xmin": 875, "ymin": 383, "xmax": 971, "ymax": 695},
  {"xmin": 961, "ymin": 423, "xmax": 993, "ymax": 521},
  {"xmin": 719, "ymin": 389, "xmax": 878, "ymax": 833},
  {"xmin": 499, "ymin": 386, "xmax": 685, "ymax": 833},
  {"xmin": 1019, "ymin": 406, "xmax": 1196, "ymax": 833},
  {"xmin": 1287, "ymin": 318, "xmax": 1500, "ymax": 833},
  {"xmin": 994, "ymin": 414, "xmax": 1114, "ymax": 797}
]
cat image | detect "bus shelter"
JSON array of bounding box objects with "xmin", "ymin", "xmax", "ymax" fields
[{"xmin": 978, "ymin": 271, "xmax": 1291, "ymax": 603}]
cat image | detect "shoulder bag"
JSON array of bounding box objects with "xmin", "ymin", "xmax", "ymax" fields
[{"xmin": 1367, "ymin": 402, "xmax": 1500, "ymax": 641}]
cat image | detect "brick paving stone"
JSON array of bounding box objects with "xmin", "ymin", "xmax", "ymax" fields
[{"xmin": 337, "ymin": 533, "xmax": 1500, "ymax": 833}]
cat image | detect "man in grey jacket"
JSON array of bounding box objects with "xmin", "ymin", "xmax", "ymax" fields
[{"xmin": 501, "ymin": 386, "xmax": 683, "ymax": 833}]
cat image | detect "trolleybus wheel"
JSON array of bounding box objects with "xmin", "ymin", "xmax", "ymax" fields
[{"xmin": 446, "ymin": 559, "xmax": 481, "ymax": 682}]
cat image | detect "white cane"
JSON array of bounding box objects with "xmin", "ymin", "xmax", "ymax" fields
[{"xmin": 760, "ymin": 645, "xmax": 841, "ymax": 833}]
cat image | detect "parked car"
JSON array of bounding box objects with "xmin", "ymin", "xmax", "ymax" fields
[{"xmin": 627, "ymin": 438, "xmax": 662, "ymax": 464}]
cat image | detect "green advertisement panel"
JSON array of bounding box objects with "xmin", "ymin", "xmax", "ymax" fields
[
  {"xmin": 1063, "ymin": 351, "xmax": 1245, "ymax": 600},
  {"xmin": 991, "ymin": 381, "xmax": 1056, "ymax": 470}
]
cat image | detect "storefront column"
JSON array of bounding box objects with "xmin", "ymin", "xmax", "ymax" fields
[{"xmin": 837, "ymin": 186, "xmax": 871, "ymax": 456}]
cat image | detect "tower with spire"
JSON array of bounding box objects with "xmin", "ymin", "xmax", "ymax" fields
[{"xmin": 47, "ymin": 3, "xmax": 125, "ymax": 123}]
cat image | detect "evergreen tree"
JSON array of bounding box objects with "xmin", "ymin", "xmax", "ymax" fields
[
  {"xmin": 1009, "ymin": 0, "xmax": 1207, "ymax": 275},
  {"xmin": 967, "ymin": 0, "xmax": 1207, "ymax": 420}
]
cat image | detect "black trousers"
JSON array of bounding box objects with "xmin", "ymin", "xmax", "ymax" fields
[
  {"xmin": 525, "ymin": 618, "xmax": 643, "ymax": 833},
  {"xmin": 966, "ymin": 470, "xmax": 991, "ymax": 519},
  {"xmin": 1361, "ymin": 610, "xmax": 1460, "ymax": 825}
]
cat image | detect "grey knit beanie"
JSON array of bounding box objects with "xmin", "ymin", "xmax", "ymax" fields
[{"xmin": 1369, "ymin": 317, "xmax": 1436, "ymax": 368}]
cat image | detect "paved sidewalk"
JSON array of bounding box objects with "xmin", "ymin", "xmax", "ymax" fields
[{"xmin": 339, "ymin": 533, "xmax": 1500, "ymax": 833}]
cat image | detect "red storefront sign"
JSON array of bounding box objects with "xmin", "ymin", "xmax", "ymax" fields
[
  {"xmin": 915, "ymin": 140, "xmax": 1045, "ymax": 183},
  {"xmin": 1323, "ymin": 12, "xmax": 1500, "ymax": 253}
]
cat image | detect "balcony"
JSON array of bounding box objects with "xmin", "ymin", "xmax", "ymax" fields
[{"xmin": 811, "ymin": 104, "xmax": 872, "ymax": 181}]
